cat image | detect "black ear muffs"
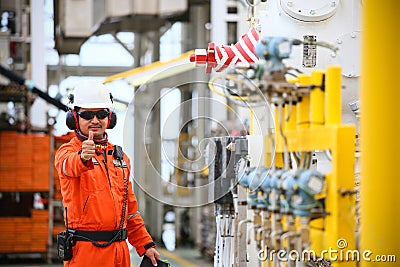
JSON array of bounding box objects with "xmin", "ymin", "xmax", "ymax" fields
[
  {"xmin": 66, "ymin": 108, "xmax": 117, "ymax": 130},
  {"xmin": 66, "ymin": 109, "xmax": 79, "ymax": 130},
  {"xmin": 107, "ymin": 110, "xmax": 117, "ymax": 129}
]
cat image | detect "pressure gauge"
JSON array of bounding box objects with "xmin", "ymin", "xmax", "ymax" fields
[{"xmin": 307, "ymin": 175, "xmax": 324, "ymax": 194}]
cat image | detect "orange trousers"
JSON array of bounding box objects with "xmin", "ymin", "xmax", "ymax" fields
[{"xmin": 64, "ymin": 241, "xmax": 130, "ymax": 267}]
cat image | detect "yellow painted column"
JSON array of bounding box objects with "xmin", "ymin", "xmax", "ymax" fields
[
  {"xmin": 297, "ymin": 74, "xmax": 311, "ymax": 129},
  {"xmin": 310, "ymin": 70, "xmax": 325, "ymax": 128},
  {"xmin": 263, "ymin": 133, "xmax": 273, "ymax": 168},
  {"xmin": 249, "ymin": 107, "xmax": 254, "ymax": 135},
  {"xmin": 325, "ymin": 66, "xmax": 341, "ymax": 126},
  {"xmin": 360, "ymin": 1, "xmax": 400, "ymax": 267}
]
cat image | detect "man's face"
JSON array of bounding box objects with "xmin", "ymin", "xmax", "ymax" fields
[{"xmin": 77, "ymin": 108, "xmax": 109, "ymax": 138}]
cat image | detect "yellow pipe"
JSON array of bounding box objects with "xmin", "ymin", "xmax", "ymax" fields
[
  {"xmin": 281, "ymin": 104, "xmax": 287, "ymax": 132},
  {"xmin": 285, "ymin": 103, "xmax": 297, "ymax": 131},
  {"xmin": 326, "ymin": 66, "xmax": 342, "ymax": 126},
  {"xmin": 208, "ymin": 75, "xmax": 250, "ymax": 101},
  {"xmin": 286, "ymin": 77, "xmax": 298, "ymax": 83},
  {"xmin": 274, "ymin": 105, "xmax": 284, "ymax": 169},
  {"xmin": 297, "ymin": 74, "xmax": 311, "ymax": 129},
  {"xmin": 103, "ymin": 50, "xmax": 195, "ymax": 83},
  {"xmin": 360, "ymin": 1, "xmax": 400, "ymax": 267},
  {"xmin": 296, "ymin": 74, "xmax": 311, "ymax": 186},
  {"xmin": 310, "ymin": 70, "xmax": 325, "ymax": 128}
]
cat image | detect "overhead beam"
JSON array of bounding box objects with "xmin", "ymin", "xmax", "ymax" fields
[{"xmin": 47, "ymin": 65, "xmax": 132, "ymax": 78}]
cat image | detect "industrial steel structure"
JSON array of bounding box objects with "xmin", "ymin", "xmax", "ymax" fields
[{"xmin": 0, "ymin": 1, "xmax": 398, "ymax": 267}]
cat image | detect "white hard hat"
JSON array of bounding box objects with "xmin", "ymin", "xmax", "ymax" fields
[{"xmin": 71, "ymin": 80, "xmax": 113, "ymax": 109}]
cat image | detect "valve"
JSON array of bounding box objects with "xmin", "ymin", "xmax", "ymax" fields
[
  {"xmin": 260, "ymin": 170, "xmax": 271, "ymax": 194},
  {"xmin": 292, "ymin": 170, "xmax": 325, "ymax": 217},
  {"xmin": 248, "ymin": 167, "xmax": 270, "ymax": 209},
  {"xmin": 257, "ymin": 168, "xmax": 272, "ymax": 209},
  {"xmin": 238, "ymin": 167, "xmax": 256, "ymax": 207},
  {"xmin": 190, "ymin": 27, "xmax": 260, "ymax": 73},
  {"xmin": 237, "ymin": 167, "xmax": 254, "ymax": 189},
  {"xmin": 248, "ymin": 167, "xmax": 269, "ymax": 192},
  {"xmin": 238, "ymin": 167, "xmax": 271, "ymax": 209},
  {"xmin": 254, "ymin": 36, "xmax": 338, "ymax": 72},
  {"xmin": 255, "ymin": 37, "xmax": 302, "ymax": 72},
  {"xmin": 268, "ymin": 169, "xmax": 285, "ymax": 212},
  {"xmin": 280, "ymin": 170, "xmax": 297, "ymax": 213}
]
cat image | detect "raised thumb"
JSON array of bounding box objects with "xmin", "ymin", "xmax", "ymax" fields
[{"xmin": 88, "ymin": 131, "xmax": 94, "ymax": 141}]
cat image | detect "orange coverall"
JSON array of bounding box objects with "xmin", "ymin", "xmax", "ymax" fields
[{"xmin": 55, "ymin": 137, "xmax": 154, "ymax": 266}]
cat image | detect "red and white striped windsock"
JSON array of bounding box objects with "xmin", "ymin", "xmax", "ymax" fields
[{"xmin": 190, "ymin": 27, "xmax": 260, "ymax": 73}]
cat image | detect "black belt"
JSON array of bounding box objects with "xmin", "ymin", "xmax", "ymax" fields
[{"xmin": 68, "ymin": 229, "xmax": 128, "ymax": 243}]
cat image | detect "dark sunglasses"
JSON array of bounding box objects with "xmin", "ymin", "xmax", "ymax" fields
[{"xmin": 77, "ymin": 110, "xmax": 109, "ymax": 120}]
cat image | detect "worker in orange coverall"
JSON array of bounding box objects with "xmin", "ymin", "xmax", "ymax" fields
[{"xmin": 55, "ymin": 80, "xmax": 160, "ymax": 266}]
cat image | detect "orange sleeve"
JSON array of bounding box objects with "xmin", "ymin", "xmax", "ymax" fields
[{"xmin": 55, "ymin": 142, "xmax": 94, "ymax": 179}]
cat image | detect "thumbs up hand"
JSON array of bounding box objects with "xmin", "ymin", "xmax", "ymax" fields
[{"xmin": 81, "ymin": 131, "xmax": 95, "ymax": 161}]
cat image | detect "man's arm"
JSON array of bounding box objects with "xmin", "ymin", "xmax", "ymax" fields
[{"xmin": 54, "ymin": 137, "xmax": 94, "ymax": 179}]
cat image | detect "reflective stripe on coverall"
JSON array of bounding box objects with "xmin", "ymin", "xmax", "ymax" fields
[{"xmin": 55, "ymin": 137, "xmax": 154, "ymax": 266}]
